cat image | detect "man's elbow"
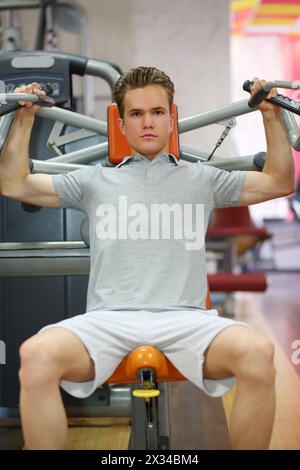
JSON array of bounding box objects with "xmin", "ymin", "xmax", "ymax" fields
[
  {"xmin": 281, "ymin": 182, "xmax": 296, "ymax": 197},
  {"xmin": 0, "ymin": 181, "xmax": 20, "ymax": 200},
  {"xmin": 0, "ymin": 186, "xmax": 14, "ymax": 199},
  {"xmin": 0, "ymin": 181, "xmax": 9, "ymax": 198}
]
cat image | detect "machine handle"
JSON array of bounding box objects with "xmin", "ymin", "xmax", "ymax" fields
[
  {"xmin": 243, "ymin": 79, "xmax": 300, "ymax": 116},
  {"xmin": 0, "ymin": 82, "xmax": 55, "ymax": 118}
]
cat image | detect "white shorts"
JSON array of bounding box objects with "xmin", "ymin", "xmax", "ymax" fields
[{"xmin": 39, "ymin": 309, "xmax": 254, "ymax": 399}]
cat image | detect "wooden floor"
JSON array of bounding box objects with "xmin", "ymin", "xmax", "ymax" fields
[
  {"xmin": 1, "ymin": 272, "xmax": 300, "ymax": 449},
  {"xmin": 66, "ymin": 418, "xmax": 131, "ymax": 450},
  {"xmin": 0, "ymin": 387, "xmax": 231, "ymax": 450},
  {"xmin": 0, "ymin": 418, "xmax": 131, "ymax": 450}
]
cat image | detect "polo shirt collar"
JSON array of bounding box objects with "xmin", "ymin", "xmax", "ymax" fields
[{"xmin": 116, "ymin": 152, "xmax": 179, "ymax": 168}]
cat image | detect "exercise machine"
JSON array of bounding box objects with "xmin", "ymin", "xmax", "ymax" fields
[{"xmin": 0, "ymin": 50, "xmax": 299, "ymax": 448}]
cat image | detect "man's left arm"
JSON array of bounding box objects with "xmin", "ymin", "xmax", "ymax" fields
[{"xmin": 238, "ymin": 78, "xmax": 296, "ymax": 206}]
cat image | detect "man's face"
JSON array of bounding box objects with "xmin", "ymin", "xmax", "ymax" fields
[{"xmin": 118, "ymin": 85, "xmax": 173, "ymax": 160}]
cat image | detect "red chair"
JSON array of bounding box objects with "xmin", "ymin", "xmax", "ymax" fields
[
  {"xmin": 207, "ymin": 206, "xmax": 271, "ymax": 256},
  {"xmin": 206, "ymin": 206, "xmax": 270, "ymax": 293}
]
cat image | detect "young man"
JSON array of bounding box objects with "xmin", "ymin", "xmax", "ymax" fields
[{"xmin": 0, "ymin": 67, "xmax": 295, "ymax": 450}]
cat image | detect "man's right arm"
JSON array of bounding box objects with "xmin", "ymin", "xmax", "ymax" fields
[{"xmin": 0, "ymin": 83, "xmax": 60, "ymax": 208}]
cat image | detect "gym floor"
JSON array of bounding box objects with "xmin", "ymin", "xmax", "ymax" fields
[{"xmin": 0, "ymin": 271, "xmax": 299, "ymax": 450}]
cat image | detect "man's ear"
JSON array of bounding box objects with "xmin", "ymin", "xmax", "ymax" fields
[{"xmin": 118, "ymin": 118, "xmax": 126, "ymax": 135}]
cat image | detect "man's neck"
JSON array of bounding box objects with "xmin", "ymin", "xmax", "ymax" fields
[{"xmin": 132, "ymin": 150, "xmax": 168, "ymax": 162}]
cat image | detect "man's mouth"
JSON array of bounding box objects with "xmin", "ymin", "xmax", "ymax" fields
[{"xmin": 141, "ymin": 134, "xmax": 156, "ymax": 139}]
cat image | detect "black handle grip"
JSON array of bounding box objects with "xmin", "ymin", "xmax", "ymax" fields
[
  {"xmin": 243, "ymin": 79, "xmax": 300, "ymax": 116},
  {"xmin": 242, "ymin": 80, "xmax": 253, "ymax": 93},
  {"xmin": 249, "ymin": 88, "xmax": 270, "ymax": 108},
  {"xmin": 16, "ymin": 82, "xmax": 55, "ymax": 110},
  {"xmin": 0, "ymin": 82, "xmax": 55, "ymax": 117},
  {"xmin": 39, "ymin": 82, "xmax": 53, "ymax": 96},
  {"xmin": 243, "ymin": 79, "xmax": 270, "ymax": 108}
]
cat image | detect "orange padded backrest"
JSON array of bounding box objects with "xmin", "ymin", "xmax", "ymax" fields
[
  {"xmin": 205, "ymin": 286, "xmax": 211, "ymax": 310},
  {"xmin": 108, "ymin": 102, "xmax": 180, "ymax": 165}
]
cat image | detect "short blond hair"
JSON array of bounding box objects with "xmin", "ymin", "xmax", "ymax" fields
[{"xmin": 112, "ymin": 66, "xmax": 175, "ymax": 119}]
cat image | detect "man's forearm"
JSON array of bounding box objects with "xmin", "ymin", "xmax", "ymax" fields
[
  {"xmin": 0, "ymin": 114, "xmax": 35, "ymax": 194},
  {"xmin": 262, "ymin": 111, "xmax": 295, "ymax": 191}
]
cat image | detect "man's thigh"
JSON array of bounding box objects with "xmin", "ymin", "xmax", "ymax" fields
[
  {"xmin": 203, "ymin": 325, "xmax": 266, "ymax": 379},
  {"xmin": 35, "ymin": 327, "xmax": 95, "ymax": 382}
]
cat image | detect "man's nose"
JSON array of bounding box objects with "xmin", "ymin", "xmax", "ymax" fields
[{"xmin": 142, "ymin": 113, "xmax": 153, "ymax": 128}]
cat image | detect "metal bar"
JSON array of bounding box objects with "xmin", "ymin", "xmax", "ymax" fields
[
  {"xmin": 178, "ymin": 99, "xmax": 254, "ymax": 134},
  {"xmin": 0, "ymin": 243, "xmax": 90, "ymax": 276},
  {"xmin": 0, "ymin": 92, "xmax": 39, "ymax": 103},
  {"xmin": 0, "ymin": 248, "xmax": 88, "ymax": 258},
  {"xmin": 280, "ymin": 108, "xmax": 300, "ymax": 151},
  {"xmin": 0, "ymin": 113, "xmax": 14, "ymax": 153},
  {"xmin": 0, "ymin": 241, "xmax": 86, "ymax": 250},
  {"xmin": 157, "ymin": 382, "xmax": 172, "ymax": 450},
  {"xmin": 130, "ymin": 384, "xmax": 148, "ymax": 450},
  {"xmin": 206, "ymin": 241, "xmax": 232, "ymax": 251},
  {"xmin": 49, "ymin": 128, "xmax": 97, "ymax": 147},
  {"xmin": 0, "ymin": 0, "xmax": 41, "ymax": 9},
  {"xmin": 0, "ymin": 257, "xmax": 90, "ymax": 276},
  {"xmin": 85, "ymin": 59, "xmax": 121, "ymax": 89},
  {"xmin": 202, "ymin": 155, "xmax": 259, "ymax": 171},
  {"xmin": 39, "ymin": 141, "xmax": 108, "ymax": 164},
  {"xmin": 65, "ymin": 386, "xmax": 132, "ymax": 418},
  {"xmin": 31, "ymin": 159, "xmax": 88, "ymax": 174},
  {"xmin": 180, "ymin": 146, "xmax": 209, "ymax": 162},
  {"xmin": 38, "ymin": 106, "xmax": 108, "ymax": 135},
  {"xmin": 178, "ymin": 100, "xmax": 300, "ymax": 151},
  {"xmin": 180, "ymin": 146, "xmax": 262, "ymax": 171},
  {"xmin": 259, "ymin": 80, "xmax": 300, "ymax": 93}
]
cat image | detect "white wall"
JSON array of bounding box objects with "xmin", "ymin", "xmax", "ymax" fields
[
  {"xmin": 19, "ymin": 0, "xmax": 231, "ymax": 154},
  {"xmin": 231, "ymin": 35, "xmax": 289, "ymax": 222},
  {"xmin": 231, "ymin": 35, "xmax": 284, "ymax": 156}
]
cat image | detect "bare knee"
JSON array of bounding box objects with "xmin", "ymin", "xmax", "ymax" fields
[
  {"xmin": 19, "ymin": 337, "xmax": 62, "ymax": 388},
  {"xmin": 234, "ymin": 338, "xmax": 276, "ymax": 386}
]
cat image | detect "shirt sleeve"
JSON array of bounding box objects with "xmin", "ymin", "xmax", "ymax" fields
[
  {"xmin": 200, "ymin": 164, "xmax": 247, "ymax": 209},
  {"xmin": 51, "ymin": 164, "xmax": 98, "ymax": 211}
]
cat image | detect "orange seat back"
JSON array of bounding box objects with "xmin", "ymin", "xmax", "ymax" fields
[
  {"xmin": 205, "ymin": 285, "xmax": 211, "ymax": 310},
  {"xmin": 108, "ymin": 102, "xmax": 180, "ymax": 165}
]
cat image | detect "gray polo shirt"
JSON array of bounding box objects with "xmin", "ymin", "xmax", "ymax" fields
[{"xmin": 52, "ymin": 152, "xmax": 246, "ymax": 312}]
